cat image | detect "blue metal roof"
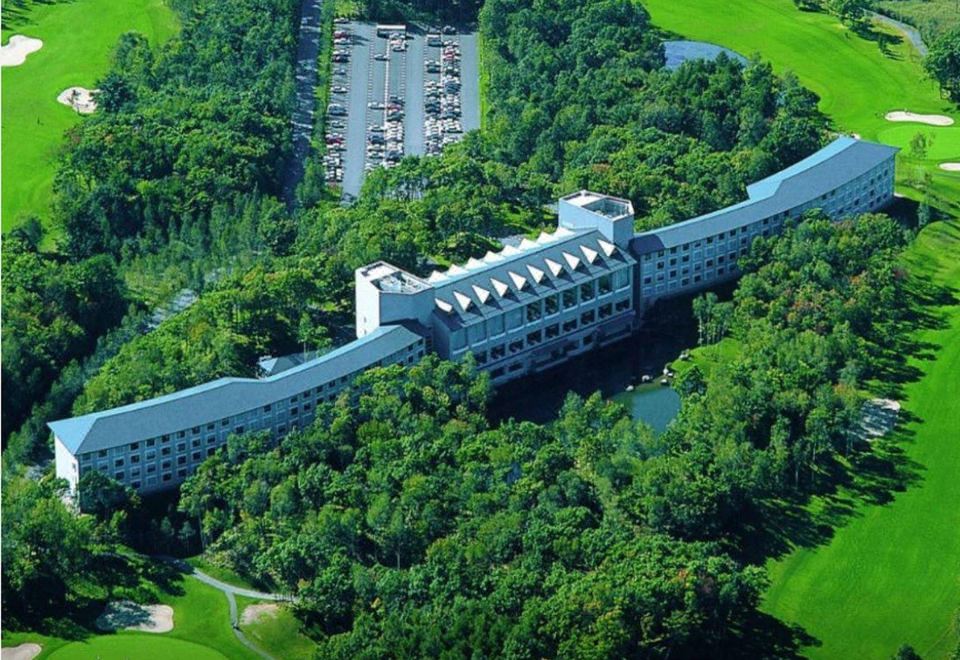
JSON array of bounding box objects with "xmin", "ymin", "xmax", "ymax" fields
[
  {"xmin": 630, "ymin": 137, "xmax": 899, "ymax": 253},
  {"xmin": 49, "ymin": 325, "xmax": 423, "ymax": 455}
]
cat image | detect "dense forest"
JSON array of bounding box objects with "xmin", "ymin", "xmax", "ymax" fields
[
  {"xmin": 167, "ymin": 213, "xmax": 912, "ymax": 655},
  {"xmin": 0, "ymin": 0, "xmax": 925, "ymax": 653}
]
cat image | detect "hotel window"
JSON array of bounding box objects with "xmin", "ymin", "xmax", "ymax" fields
[
  {"xmin": 291, "ymin": 407, "xmax": 298, "ymax": 416},
  {"xmin": 178, "ymin": 456, "xmax": 186, "ymax": 465},
  {"xmin": 669, "ymin": 258, "xmax": 677, "ymax": 266},
  {"xmin": 131, "ymin": 481, "xmax": 141, "ymax": 490},
  {"xmin": 177, "ymin": 442, "xmax": 186, "ymax": 452},
  {"xmin": 115, "ymin": 458, "xmax": 125, "ymax": 468},
  {"xmin": 467, "ymin": 323, "xmax": 486, "ymax": 343},
  {"xmin": 192, "ymin": 427, "xmax": 200, "ymax": 435},
  {"xmin": 162, "ymin": 447, "xmax": 171, "ymax": 456},
  {"xmin": 509, "ymin": 339, "xmax": 524, "ymax": 354},
  {"xmin": 581, "ymin": 310, "xmax": 595, "ymax": 325},
  {"xmin": 264, "ymin": 404, "xmax": 272, "ymax": 412},
  {"xmin": 562, "ymin": 318, "xmax": 578, "ymax": 333},
  {"xmin": 488, "ymin": 315, "xmax": 504, "ymax": 336},
  {"xmin": 178, "ymin": 469, "xmax": 187, "ymax": 478},
  {"xmin": 580, "ymin": 281, "xmax": 595, "ymax": 301},
  {"xmin": 207, "ymin": 436, "xmax": 216, "ymax": 445},
  {"xmin": 526, "ymin": 301, "xmax": 542, "ymax": 323},
  {"xmin": 130, "ymin": 442, "xmax": 139, "ymax": 451},
  {"xmin": 451, "ymin": 329, "xmax": 466, "ymax": 350},
  {"xmin": 545, "ymin": 294, "xmax": 559, "ymax": 316},
  {"xmin": 192, "ymin": 451, "xmax": 201, "ymax": 462},
  {"xmin": 598, "ymin": 303, "xmax": 613, "ymax": 319},
  {"xmin": 162, "ymin": 460, "xmax": 171, "ymax": 469},
  {"xmin": 562, "ymin": 288, "xmax": 577, "ymax": 309},
  {"xmin": 131, "ymin": 455, "xmax": 140, "ymax": 464},
  {"xmin": 491, "ymin": 344, "xmax": 506, "ymax": 360},
  {"xmin": 475, "ymin": 351, "xmax": 488, "ymax": 365},
  {"xmin": 146, "ymin": 439, "xmax": 155, "ymax": 447},
  {"xmin": 615, "ymin": 299, "xmax": 631, "ymax": 312},
  {"xmin": 163, "ymin": 473, "xmax": 172, "ymax": 482},
  {"xmin": 207, "ymin": 448, "xmax": 216, "ymax": 457},
  {"xmin": 99, "ymin": 450, "xmax": 108, "ymax": 458},
  {"xmin": 490, "ymin": 367, "xmax": 505, "ymax": 379},
  {"xmin": 506, "ymin": 308, "xmax": 523, "ymax": 330},
  {"xmin": 598, "ymin": 274, "xmax": 612, "ymax": 296},
  {"xmin": 222, "ymin": 418, "xmax": 230, "ymax": 427},
  {"xmin": 206, "ymin": 423, "xmax": 215, "ymax": 431},
  {"xmin": 192, "ymin": 439, "xmax": 201, "ymax": 448},
  {"xmin": 643, "ymin": 276, "xmax": 652, "ymax": 285},
  {"xmin": 545, "ymin": 324, "xmax": 560, "ymax": 339},
  {"xmin": 179, "ymin": 431, "xmax": 186, "ymax": 439},
  {"xmin": 526, "ymin": 330, "xmax": 542, "ymax": 346},
  {"xmin": 147, "ymin": 465, "xmax": 156, "ymax": 474},
  {"xmin": 115, "ymin": 472, "xmax": 125, "ymax": 481}
]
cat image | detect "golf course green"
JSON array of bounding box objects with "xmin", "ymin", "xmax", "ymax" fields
[
  {"xmin": 47, "ymin": 635, "xmax": 229, "ymax": 660},
  {"xmin": 1, "ymin": 572, "xmax": 262, "ymax": 660},
  {"xmin": 1, "ymin": 0, "xmax": 178, "ymax": 233},
  {"xmin": 764, "ymin": 220, "xmax": 960, "ymax": 659},
  {"xmin": 642, "ymin": 0, "xmax": 960, "ymax": 212}
]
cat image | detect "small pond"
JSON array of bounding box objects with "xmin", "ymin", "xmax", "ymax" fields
[{"xmin": 664, "ymin": 40, "xmax": 747, "ymax": 71}]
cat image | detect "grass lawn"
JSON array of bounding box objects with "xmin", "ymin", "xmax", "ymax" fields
[
  {"xmin": 187, "ymin": 556, "xmax": 261, "ymax": 591},
  {"xmin": 237, "ymin": 596, "xmax": 318, "ymax": 659},
  {"xmin": 1, "ymin": 0, "xmax": 178, "ymax": 234},
  {"xmin": 2, "ymin": 573, "xmax": 260, "ymax": 660},
  {"xmin": 763, "ymin": 220, "xmax": 960, "ymax": 659},
  {"xmin": 46, "ymin": 635, "xmax": 228, "ymax": 660},
  {"xmin": 641, "ymin": 0, "xmax": 960, "ymax": 215}
]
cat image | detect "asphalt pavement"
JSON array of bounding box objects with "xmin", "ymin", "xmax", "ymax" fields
[{"xmin": 283, "ymin": 0, "xmax": 324, "ymax": 205}]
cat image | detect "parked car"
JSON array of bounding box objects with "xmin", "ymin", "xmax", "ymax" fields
[
  {"xmin": 331, "ymin": 85, "xmax": 348, "ymax": 94},
  {"xmin": 374, "ymin": 53, "xmax": 388, "ymax": 61},
  {"xmin": 368, "ymin": 101, "xmax": 385, "ymax": 109},
  {"xmin": 442, "ymin": 25, "xmax": 456, "ymax": 34}
]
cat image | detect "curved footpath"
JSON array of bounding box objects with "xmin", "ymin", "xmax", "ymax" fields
[
  {"xmin": 868, "ymin": 11, "xmax": 928, "ymax": 57},
  {"xmin": 156, "ymin": 556, "xmax": 290, "ymax": 660}
]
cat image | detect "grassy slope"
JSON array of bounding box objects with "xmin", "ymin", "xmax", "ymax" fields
[
  {"xmin": 2, "ymin": 575, "xmax": 260, "ymax": 660},
  {"xmin": 236, "ymin": 596, "xmax": 318, "ymax": 659},
  {"xmin": 762, "ymin": 220, "xmax": 960, "ymax": 659},
  {"xmin": 1, "ymin": 0, "xmax": 178, "ymax": 233},
  {"xmin": 642, "ymin": 0, "xmax": 960, "ymax": 215},
  {"xmin": 876, "ymin": 0, "xmax": 960, "ymax": 40}
]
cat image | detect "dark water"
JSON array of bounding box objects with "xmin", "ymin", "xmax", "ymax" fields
[
  {"xmin": 490, "ymin": 290, "xmax": 712, "ymax": 429},
  {"xmin": 663, "ymin": 40, "xmax": 748, "ymax": 71}
]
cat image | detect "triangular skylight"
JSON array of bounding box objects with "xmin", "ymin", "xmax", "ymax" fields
[
  {"xmin": 427, "ymin": 271, "xmax": 448, "ymax": 283},
  {"xmin": 472, "ymin": 285, "xmax": 491, "ymax": 304},
  {"xmin": 563, "ymin": 252, "xmax": 581, "ymax": 271},
  {"xmin": 545, "ymin": 258, "xmax": 563, "ymax": 277},
  {"xmin": 508, "ymin": 271, "xmax": 528, "ymax": 290},
  {"xmin": 453, "ymin": 291, "xmax": 473, "ymax": 312},
  {"xmin": 597, "ymin": 239, "xmax": 616, "ymax": 257},
  {"xmin": 580, "ymin": 245, "xmax": 599, "ymax": 264},
  {"xmin": 436, "ymin": 298, "xmax": 453, "ymax": 313},
  {"xmin": 491, "ymin": 278, "xmax": 510, "ymax": 297},
  {"xmin": 527, "ymin": 264, "xmax": 546, "ymax": 283},
  {"xmin": 519, "ymin": 238, "xmax": 538, "ymax": 250}
]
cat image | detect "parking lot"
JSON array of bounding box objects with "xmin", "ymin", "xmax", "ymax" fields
[{"xmin": 324, "ymin": 22, "xmax": 480, "ymax": 199}]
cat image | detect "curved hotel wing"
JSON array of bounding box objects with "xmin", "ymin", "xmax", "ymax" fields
[{"xmin": 51, "ymin": 136, "xmax": 898, "ymax": 499}]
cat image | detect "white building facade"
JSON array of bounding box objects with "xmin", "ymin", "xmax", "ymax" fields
[{"xmin": 50, "ymin": 136, "xmax": 898, "ymax": 500}]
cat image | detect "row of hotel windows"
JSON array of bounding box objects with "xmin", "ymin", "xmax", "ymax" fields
[
  {"xmin": 638, "ymin": 164, "xmax": 892, "ymax": 269},
  {"xmin": 466, "ymin": 295, "xmax": 633, "ymax": 366},
  {"xmin": 78, "ymin": 343, "xmax": 425, "ymax": 468},
  {"xmin": 448, "ymin": 268, "xmax": 631, "ymax": 350}
]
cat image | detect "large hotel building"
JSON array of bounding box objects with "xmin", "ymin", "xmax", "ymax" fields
[{"xmin": 50, "ymin": 136, "xmax": 898, "ymax": 499}]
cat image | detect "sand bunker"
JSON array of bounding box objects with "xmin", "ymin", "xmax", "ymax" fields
[
  {"xmin": 885, "ymin": 111, "xmax": 955, "ymax": 126},
  {"xmin": 857, "ymin": 398, "xmax": 900, "ymax": 443},
  {"xmin": 0, "ymin": 35, "xmax": 43, "ymax": 67},
  {"xmin": 939, "ymin": 162, "xmax": 960, "ymax": 171},
  {"xmin": 241, "ymin": 602, "xmax": 279, "ymax": 626},
  {"xmin": 1, "ymin": 644, "xmax": 42, "ymax": 660},
  {"xmin": 96, "ymin": 601, "xmax": 174, "ymax": 633},
  {"xmin": 57, "ymin": 87, "xmax": 99, "ymax": 114}
]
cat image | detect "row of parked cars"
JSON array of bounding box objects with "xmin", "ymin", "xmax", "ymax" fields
[
  {"xmin": 325, "ymin": 27, "xmax": 353, "ymax": 184},
  {"xmin": 424, "ymin": 37, "xmax": 464, "ymax": 156}
]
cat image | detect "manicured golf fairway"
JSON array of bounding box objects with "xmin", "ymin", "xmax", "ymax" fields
[
  {"xmin": 763, "ymin": 221, "xmax": 960, "ymax": 658},
  {"xmin": 1, "ymin": 0, "xmax": 177, "ymax": 233},
  {"xmin": 642, "ymin": 0, "xmax": 960, "ymax": 211},
  {"xmin": 47, "ymin": 635, "xmax": 229, "ymax": 660}
]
